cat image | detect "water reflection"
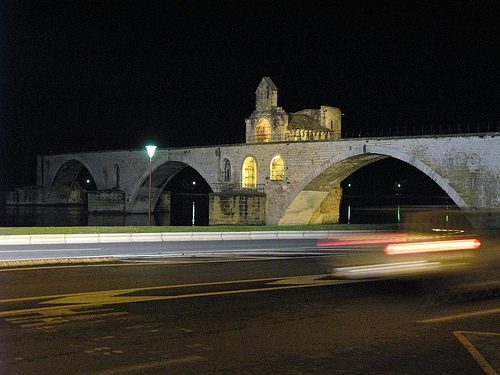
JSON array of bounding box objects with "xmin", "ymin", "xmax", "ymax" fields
[
  {"xmin": 1, "ymin": 195, "xmax": 450, "ymax": 227},
  {"xmin": 1, "ymin": 206, "xmax": 171, "ymax": 227},
  {"xmin": 339, "ymin": 195, "xmax": 453, "ymax": 224}
]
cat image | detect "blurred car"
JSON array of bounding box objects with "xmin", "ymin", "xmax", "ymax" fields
[{"xmin": 320, "ymin": 208, "xmax": 493, "ymax": 280}]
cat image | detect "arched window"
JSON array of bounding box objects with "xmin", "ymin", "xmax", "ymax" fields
[
  {"xmin": 270, "ymin": 155, "xmax": 285, "ymax": 181},
  {"xmin": 223, "ymin": 159, "xmax": 231, "ymax": 182},
  {"xmin": 114, "ymin": 163, "xmax": 120, "ymax": 188},
  {"xmin": 242, "ymin": 157, "xmax": 257, "ymax": 188},
  {"xmin": 255, "ymin": 118, "xmax": 271, "ymax": 143}
]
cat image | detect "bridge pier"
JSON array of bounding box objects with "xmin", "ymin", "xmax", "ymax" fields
[
  {"xmin": 209, "ymin": 190, "xmax": 266, "ymax": 226},
  {"xmin": 87, "ymin": 189, "xmax": 125, "ymax": 213},
  {"xmin": 277, "ymin": 185, "xmax": 342, "ymax": 226}
]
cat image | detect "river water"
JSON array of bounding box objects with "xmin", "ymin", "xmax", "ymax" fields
[
  {"xmin": 0, "ymin": 194, "xmax": 451, "ymax": 227},
  {"xmin": 0, "ymin": 192, "xmax": 206, "ymax": 227}
]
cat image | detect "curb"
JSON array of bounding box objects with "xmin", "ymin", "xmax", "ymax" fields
[{"xmin": 0, "ymin": 230, "xmax": 383, "ymax": 246}]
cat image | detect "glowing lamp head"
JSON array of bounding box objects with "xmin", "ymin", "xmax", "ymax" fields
[{"xmin": 145, "ymin": 145, "xmax": 157, "ymax": 159}]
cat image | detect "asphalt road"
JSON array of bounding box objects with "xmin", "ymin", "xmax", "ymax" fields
[
  {"xmin": 0, "ymin": 239, "xmax": 321, "ymax": 262},
  {"xmin": 0, "ymin": 253, "xmax": 499, "ymax": 375}
]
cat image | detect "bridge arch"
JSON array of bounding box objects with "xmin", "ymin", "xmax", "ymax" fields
[
  {"xmin": 278, "ymin": 145, "xmax": 467, "ymax": 225},
  {"xmin": 129, "ymin": 159, "xmax": 213, "ymax": 214},
  {"xmin": 47, "ymin": 158, "xmax": 99, "ymax": 205}
]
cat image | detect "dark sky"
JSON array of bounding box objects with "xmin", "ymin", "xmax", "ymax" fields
[{"xmin": 2, "ymin": 1, "xmax": 500, "ymax": 189}]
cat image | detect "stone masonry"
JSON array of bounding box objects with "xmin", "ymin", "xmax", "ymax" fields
[{"xmin": 29, "ymin": 134, "xmax": 500, "ymax": 226}]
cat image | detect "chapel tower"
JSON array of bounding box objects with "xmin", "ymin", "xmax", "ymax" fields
[{"xmin": 245, "ymin": 77, "xmax": 342, "ymax": 143}]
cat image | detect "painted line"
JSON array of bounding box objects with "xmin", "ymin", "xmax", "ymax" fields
[
  {"xmin": 0, "ymin": 274, "xmax": 361, "ymax": 317},
  {"xmin": 0, "ymin": 248, "xmax": 102, "ymax": 253},
  {"xmin": 90, "ymin": 355, "xmax": 205, "ymax": 375},
  {"xmin": 0, "ymin": 254, "xmax": 325, "ymax": 272},
  {"xmin": 0, "ymin": 247, "xmax": 323, "ymax": 259},
  {"xmin": 418, "ymin": 308, "xmax": 500, "ymax": 323},
  {"xmin": 1, "ymin": 275, "xmax": 292, "ymax": 303},
  {"xmin": 454, "ymin": 331, "xmax": 498, "ymax": 375}
]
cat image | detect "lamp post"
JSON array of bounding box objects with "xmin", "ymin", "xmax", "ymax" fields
[{"xmin": 145, "ymin": 145, "xmax": 157, "ymax": 226}]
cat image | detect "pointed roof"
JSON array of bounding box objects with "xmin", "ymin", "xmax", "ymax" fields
[{"xmin": 256, "ymin": 77, "xmax": 278, "ymax": 93}]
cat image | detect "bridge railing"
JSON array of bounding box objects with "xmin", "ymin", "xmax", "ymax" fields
[
  {"xmin": 341, "ymin": 121, "xmax": 500, "ymax": 139},
  {"xmin": 166, "ymin": 121, "xmax": 500, "ymax": 147},
  {"xmin": 211, "ymin": 183, "xmax": 266, "ymax": 194}
]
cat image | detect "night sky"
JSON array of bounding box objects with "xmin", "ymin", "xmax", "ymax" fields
[{"xmin": 2, "ymin": 1, "xmax": 500, "ymax": 190}]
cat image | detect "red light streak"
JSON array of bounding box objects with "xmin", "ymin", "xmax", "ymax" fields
[
  {"xmin": 384, "ymin": 239, "xmax": 481, "ymax": 255},
  {"xmin": 318, "ymin": 233, "xmax": 408, "ymax": 247}
]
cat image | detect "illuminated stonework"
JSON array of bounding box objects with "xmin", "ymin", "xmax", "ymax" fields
[
  {"xmin": 245, "ymin": 77, "xmax": 342, "ymax": 143},
  {"xmin": 255, "ymin": 118, "xmax": 271, "ymax": 143},
  {"xmin": 242, "ymin": 157, "xmax": 257, "ymax": 188},
  {"xmin": 209, "ymin": 192, "xmax": 266, "ymax": 225}
]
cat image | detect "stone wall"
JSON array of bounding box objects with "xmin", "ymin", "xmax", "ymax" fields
[
  {"xmin": 6, "ymin": 186, "xmax": 45, "ymax": 205},
  {"xmin": 309, "ymin": 184, "xmax": 342, "ymax": 224},
  {"xmin": 155, "ymin": 191, "xmax": 171, "ymax": 212},
  {"xmin": 209, "ymin": 191, "xmax": 266, "ymax": 225},
  {"xmin": 68, "ymin": 183, "xmax": 85, "ymax": 205},
  {"xmin": 88, "ymin": 189, "xmax": 125, "ymax": 213}
]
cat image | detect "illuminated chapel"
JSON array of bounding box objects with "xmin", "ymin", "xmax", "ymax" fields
[
  {"xmin": 212, "ymin": 76, "xmax": 343, "ymax": 226},
  {"xmin": 245, "ymin": 77, "xmax": 342, "ymax": 143}
]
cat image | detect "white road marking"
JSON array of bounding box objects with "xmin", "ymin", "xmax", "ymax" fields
[
  {"xmin": 89, "ymin": 355, "xmax": 205, "ymax": 375},
  {"xmin": 454, "ymin": 331, "xmax": 499, "ymax": 375},
  {"xmin": 0, "ymin": 248, "xmax": 102, "ymax": 253},
  {"xmin": 418, "ymin": 308, "xmax": 500, "ymax": 323}
]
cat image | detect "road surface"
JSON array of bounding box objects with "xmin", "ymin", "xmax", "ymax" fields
[
  {"xmin": 0, "ymin": 253, "xmax": 498, "ymax": 374},
  {"xmin": 0, "ymin": 238, "xmax": 320, "ymax": 262}
]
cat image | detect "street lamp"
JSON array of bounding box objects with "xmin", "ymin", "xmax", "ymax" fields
[{"xmin": 145, "ymin": 145, "xmax": 157, "ymax": 226}]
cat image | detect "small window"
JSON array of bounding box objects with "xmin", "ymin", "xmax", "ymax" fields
[
  {"xmin": 270, "ymin": 155, "xmax": 284, "ymax": 181},
  {"xmin": 223, "ymin": 159, "xmax": 231, "ymax": 182},
  {"xmin": 114, "ymin": 163, "xmax": 120, "ymax": 188}
]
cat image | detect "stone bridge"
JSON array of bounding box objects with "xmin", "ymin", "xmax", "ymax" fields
[
  {"xmin": 10, "ymin": 77, "xmax": 500, "ymax": 226},
  {"xmin": 33, "ymin": 134, "xmax": 500, "ymax": 225}
]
